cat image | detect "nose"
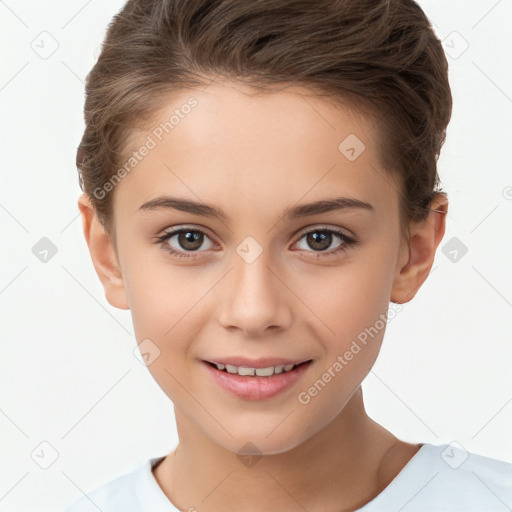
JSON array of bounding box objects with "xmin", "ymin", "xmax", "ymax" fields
[{"xmin": 217, "ymin": 252, "xmax": 293, "ymax": 337}]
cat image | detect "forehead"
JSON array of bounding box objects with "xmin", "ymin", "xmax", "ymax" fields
[{"xmin": 114, "ymin": 80, "xmax": 400, "ymax": 222}]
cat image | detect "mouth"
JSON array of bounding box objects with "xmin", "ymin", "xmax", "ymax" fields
[
  {"xmin": 201, "ymin": 359, "xmax": 314, "ymax": 400},
  {"xmin": 203, "ymin": 359, "xmax": 313, "ymax": 377}
]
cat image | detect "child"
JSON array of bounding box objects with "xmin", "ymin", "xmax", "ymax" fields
[{"xmin": 66, "ymin": 0, "xmax": 512, "ymax": 510}]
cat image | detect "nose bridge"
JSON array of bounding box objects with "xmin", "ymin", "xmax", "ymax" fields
[{"xmin": 217, "ymin": 239, "xmax": 292, "ymax": 335}]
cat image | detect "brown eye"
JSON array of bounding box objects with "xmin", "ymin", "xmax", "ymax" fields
[
  {"xmin": 305, "ymin": 231, "xmax": 334, "ymax": 251},
  {"xmin": 155, "ymin": 227, "xmax": 214, "ymax": 259},
  {"xmin": 294, "ymin": 227, "xmax": 356, "ymax": 258},
  {"xmin": 176, "ymin": 230, "xmax": 204, "ymax": 250}
]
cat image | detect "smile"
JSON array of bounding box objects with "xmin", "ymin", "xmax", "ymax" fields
[
  {"xmin": 202, "ymin": 359, "xmax": 314, "ymax": 400},
  {"xmin": 206, "ymin": 360, "xmax": 310, "ymax": 377}
]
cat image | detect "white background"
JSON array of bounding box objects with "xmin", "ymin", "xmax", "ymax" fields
[{"xmin": 1, "ymin": 1, "xmax": 511, "ymax": 510}]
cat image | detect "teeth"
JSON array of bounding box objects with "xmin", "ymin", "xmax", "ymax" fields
[
  {"xmin": 216, "ymin": 362, "xmax": 299, "ymax": 376},
  {"xmin": 256, "ymin": 366, "xmax": 275, "ymax": 376},
  {"xmin": 237, "ymin": 366, "xmax": 255, "ymax": 376}
]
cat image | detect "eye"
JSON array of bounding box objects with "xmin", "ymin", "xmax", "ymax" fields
[
  {"xmin": 155, "ymin": 227, "xmax": 215, "ymax": 260},
  {"xmin": 155, "ymin": 225, "xmax": 357, "ymax": 261},
  {"xmin": 293, "ymin": 227, "xmax": 357, "ymax": 258}
]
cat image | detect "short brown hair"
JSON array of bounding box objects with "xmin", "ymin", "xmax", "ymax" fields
[{"xmin": 77, "ymin": 0, "xmax": 452, "ymax": 245}]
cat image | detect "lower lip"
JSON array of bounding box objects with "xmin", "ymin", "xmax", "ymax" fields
[{"xmin": 202, "ymin": 360, "xmax": 313, "ymax": 401}]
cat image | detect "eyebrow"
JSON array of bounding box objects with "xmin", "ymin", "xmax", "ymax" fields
[{"xmin": 138, "ymin": 195, "xmax": 375, "ymax": 220}]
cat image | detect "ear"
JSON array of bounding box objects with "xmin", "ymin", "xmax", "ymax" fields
[
  {"xmin": 78, "ymin": 193, "xmax": 130, "ymax": 310},
  {"xmin": 390, "ymin": 193, "xmax": 448, "ymax": 304}
]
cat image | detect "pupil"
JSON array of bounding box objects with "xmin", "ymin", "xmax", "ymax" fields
[
  {"xmin": 180, "ymin": 231, "xmax": 202, "ymax": 250},
  {"xmin": 308, "ymin": 232, "xmax": 330, "ymax": 251},
  {"xmin": 176, "ymin": 231, "xmax": 332, "ymax": 252}
]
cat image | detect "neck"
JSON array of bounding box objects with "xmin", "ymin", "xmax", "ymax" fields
[{"xmin": 153, "ymin": 388, "xmax": 417, "ymax": 512}]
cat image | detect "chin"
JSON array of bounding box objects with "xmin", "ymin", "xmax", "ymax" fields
[{"xmin": 209, "ymin": 422, "xmax": 313, "ymax": 459}]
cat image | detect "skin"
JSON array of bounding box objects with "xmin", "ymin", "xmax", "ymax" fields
[{"xmin": 78, "ymin": 79, "xmax": 448, "ymax": 512}]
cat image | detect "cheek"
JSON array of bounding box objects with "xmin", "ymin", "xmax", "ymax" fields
[
  {"xmin": 123, "ymin": 261, "xmax": 208, "ymax": 404},
  {"xmin": 292, "ymin": 264, "xmax": 393, "ymax": 421},
  {"xmin": 122, "ymin": 255, "xmax": 214, "ymax": 378},
  {"xmin": 120, "ymin": 238, "xmax": 199, "ymax": 329},
  {"xmin": 301, "ymin": 256, "xmax": 395, "ymax": 338}
]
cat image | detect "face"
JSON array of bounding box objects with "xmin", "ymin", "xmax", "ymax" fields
[{"xmin": 100, "ymin": 80, "xmax": 411, "ymax": 455}]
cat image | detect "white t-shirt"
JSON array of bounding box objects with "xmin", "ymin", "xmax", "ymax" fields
[{"xmin": 65, "ymin": 443, "xmax": 512, "ymax": 511}]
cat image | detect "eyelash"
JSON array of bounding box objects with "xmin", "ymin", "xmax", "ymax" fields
[{"xmin": 155, "ymin": 226, "xmax": 357, "ymax": 261}]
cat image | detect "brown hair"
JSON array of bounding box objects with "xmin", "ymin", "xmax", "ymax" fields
[{"xmin": 77, "ymin": 0, "xmax": 452, "ymax": 246}]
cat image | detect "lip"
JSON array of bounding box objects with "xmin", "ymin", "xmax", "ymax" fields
[
  {"xmin": 201, "ymin": 359, "xmax": 313, "ymax": 401},
  {"xmin": 203, "ymin": 356, "xmax": 311, "ymax": 368}
]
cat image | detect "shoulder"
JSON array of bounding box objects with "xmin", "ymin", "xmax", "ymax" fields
[
  {"xmin": 64, "ymin": 457, "xmax": 164, "ymax": 512},
  {"xmin": 361, "ymin": 443, "xmax": 512, "ymax": 512},
  {"xmin": 421, "ymin": 443, "xmax": 512, "ymax": 492}
]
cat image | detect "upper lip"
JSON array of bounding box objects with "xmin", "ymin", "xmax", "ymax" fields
[{"xmin": 203, "ymin": 357, "xmax": 313, "ymax": 368}]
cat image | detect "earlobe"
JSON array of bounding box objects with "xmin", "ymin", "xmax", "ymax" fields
[
  {"xmin": 78, "ymin": 193, "xmax": 130, "ymax": 310},
  {"xmin": 390, "ymin": 194, "xmax": 448, "ymax": 304}
]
